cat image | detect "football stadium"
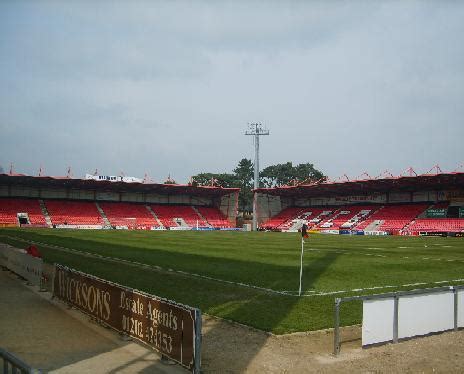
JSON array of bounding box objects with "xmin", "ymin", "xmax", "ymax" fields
[
  {"xmin": 1, "ymin": 168, "xmax": 463, "ymax": 333},
  {"xmin": 2, "ymin": 1, "xmax": 464, "ymax": 373}
]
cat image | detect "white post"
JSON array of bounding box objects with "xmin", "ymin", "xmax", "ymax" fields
[
  {"xmin": 196, "ymin": 220, "xmax": 199, "ymax": 230},
  {"xmin": 299, "ymin": 238, "xmax": 304, "ymax": 296}
]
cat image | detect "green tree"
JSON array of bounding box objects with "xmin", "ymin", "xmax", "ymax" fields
[
  {"xmin": 191, "ymin": 159, "xmax": 254, "ymax": 211},
  {"xmin": 191, "ymin": 160, "xmax": 324, "ymax": 212},
  {"xmin": 233, "ymin": 158, "xmax": 254, "ymax": 211},
  {"xmin": 192, "ymin": 173, "xmax": 237, "ymax": 188},
  {"xmin": 260, "ymin": 162, "xmax": 324, "ymax": 187}
]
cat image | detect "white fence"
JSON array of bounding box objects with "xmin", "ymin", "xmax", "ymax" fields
[
  {"xmin": 334, "ymin": 285, "xmax": 464, "ymax": 355},
  {"xmin": 0, "ymin": 243, "xmax": 43, "ymax": 287}
]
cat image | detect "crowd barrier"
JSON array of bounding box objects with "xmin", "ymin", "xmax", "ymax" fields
[
  {"xmin": 0, "ymin": 348, "xmax": 40, "ymax": 374},
  {"xmin": 0, "ymin": 243, "xmax": 43, "ymax": 287},
  {"xmin": 334, "ymin": 285, "xmax": 464, "ymax": 355},
  {"xmin": 0, "ymin": 243, "xmax": 202, "ymax": 373}
]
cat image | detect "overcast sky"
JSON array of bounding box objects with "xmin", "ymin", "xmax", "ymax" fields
[{"xmin": 1, "ymin": 1, "xmax": 463, "ymax": 183}]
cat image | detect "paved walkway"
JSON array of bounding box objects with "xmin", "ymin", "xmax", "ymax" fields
[{"xmin": 0, "ymin": 269, "xmax": 184, "ymax": 373}]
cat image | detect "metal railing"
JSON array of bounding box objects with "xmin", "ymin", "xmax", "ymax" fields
[
  {"xmin": 333, "ymin": 285, "xmax": 463, "ymax": 356},
  {"xmin": 1, "ymin": 348, "xmax": 40, "ymax": 373}
]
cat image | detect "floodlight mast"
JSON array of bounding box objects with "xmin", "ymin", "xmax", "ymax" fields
[{"xmin": 245, "ymin": 123, "xmax": 269, "ymax": 231}]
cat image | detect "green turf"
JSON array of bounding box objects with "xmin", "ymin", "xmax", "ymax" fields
[{"xmin": 1, "ymin": 228, "xmax": 463, "ymax": 334}]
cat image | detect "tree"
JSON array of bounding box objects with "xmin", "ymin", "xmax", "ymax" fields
[
  {"xmin": 260, "ymin": 162, "xmax": 324, "ymax": 187},
  {"xmin": 191, "ymin": 160, "xmax": 324, "ymax": 212},
  {"xmin": 192, "ymin": 173, "xmax": 237, "ymax": 188},
  {"xmin": 233, "ymin": 158, "xmax": 254, "ymax": 211}
]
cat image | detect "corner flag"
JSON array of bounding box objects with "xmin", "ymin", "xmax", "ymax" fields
[
  {"xmin": 299, "ymin": 223, "xmax": 309, "ymax": 296},
  {"xmin": 302, "ymin": 223, "xmax": 309, "ymax": 239}
]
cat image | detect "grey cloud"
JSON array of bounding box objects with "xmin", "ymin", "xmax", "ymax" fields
[{"xmin": 1, "ymin": 1, "xmax": 463, "ymax": 182}]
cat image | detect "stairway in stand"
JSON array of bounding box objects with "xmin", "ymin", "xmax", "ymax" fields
[
  {"xmin": 146, "ymin": 205, "xmax": 164, "ymax": 228},
  {"xmin": 95, "ymin": 202, "xmax": 111, "ymax": 226},
  {"xmin": 191, "ymin": 206, "xmax": 212, "ymax": 228},
  {"xmin": 38, "ymin": 200, "xmax": 53, "ymax": 227}
]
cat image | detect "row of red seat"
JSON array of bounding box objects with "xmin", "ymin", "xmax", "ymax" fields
[
  {"xmin": 260, "ymin": 203, "xmax": 464, "ymax": 233},
  {"xmin": 0, "ymin": 198, "xmax": 231, "ymax": 228},
  {"xmin": 0, "ymin": 198, "xmax": 46, "ymax": 225},
  {"xmin": 408, "ymin": 219, "xmax": 464, "ymax": 232}
]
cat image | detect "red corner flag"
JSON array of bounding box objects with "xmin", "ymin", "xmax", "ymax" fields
[{"xmin": 301, "ymin": 223, "xmax": 309, "ymax": 239}]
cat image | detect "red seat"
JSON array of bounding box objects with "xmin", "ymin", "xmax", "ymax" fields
[
  {"xmin": 0, "ymin": 198, "xmax": 46, "ymax": 224},
  {"xmin": 45, "ymin": 200, "xmax": 104, "ymax": 225},
  {"xmin": 99, "ymin": 202, "xmax": 159, "ymax": 229}
]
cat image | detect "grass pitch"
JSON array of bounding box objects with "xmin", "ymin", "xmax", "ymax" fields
[{"xmin": 1, "ymin": 228, "xmax": 463, "ymax": 334}]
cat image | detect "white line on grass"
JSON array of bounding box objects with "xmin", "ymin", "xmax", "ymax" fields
[
  {"xmin": 281, "ymin": 278, "xmax": 464, "ymax": 297},
  {"xmin": 304, "ymin": 247, "xmax": 464, "ymax": 263},
  {"xmin": 3, "ymin": 235, "xmax": 464, "ymax": 299},
  {"xmin": 1, "ymin": 235, "xmax": 293, "ymax": 297}
]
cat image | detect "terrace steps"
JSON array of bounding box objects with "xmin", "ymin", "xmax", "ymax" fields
[
  {"xmin": 146, "ymin": 205, "xmax": 164, "ymax": 227},
  {"xmin": 191, "ymin": 206, "xmax": 212, "ymax": 228},
  {"xmin": 95, "ymin": 202, "xmax": 111, "ymax": 226},
  {"xmin": 38, "ymin": 199, "xmax": 52, "ymax": 227}
]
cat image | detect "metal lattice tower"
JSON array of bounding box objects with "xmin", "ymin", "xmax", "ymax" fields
[{"xmin": 245, "ymin": 123, "xmax": 269, "ymax": 230}]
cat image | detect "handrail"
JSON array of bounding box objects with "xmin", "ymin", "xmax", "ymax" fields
[{"xmin": 0, "ymin": 347, "xmax": 41, "ymax": 373}]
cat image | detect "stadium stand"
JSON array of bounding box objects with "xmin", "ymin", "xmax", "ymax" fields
[
  {"xmin": 45, "ymin": 200, "xmax": 104, "ymax": 226},
  {"xmin": 196, "ymin": 206, "xmax": 231, "ymax": 228},
  {"xmin": 259, "ymin": 207, "xmax": 305, "ymax": 230},
  {"xmin": 99, "ymin": 202, "xmax": 159, "ymax": 228},
  {"xmin": 407, "ymin": 218, "xmax": 464, "ymax": 233},
  {"xmin": 355, "ymin": 203, "xmax": 429, "ymax": 232},
  {"xmin": 281, "ymin": 208, "xmax": 334, "ymax": 230},
  {"xmin": 259, "ymin": 207, "xmax": 342, "ymax": 231},
  {"xmin": 0, "ymin": 198, "xmax": 46, "ymax": 225},
  {"xmin": 151, "ymin": 205, "xmax": 208, "ymax": 228},
  {"xmin": 317, "ymin": 205, "xmax": 375, "ymax": 230}
]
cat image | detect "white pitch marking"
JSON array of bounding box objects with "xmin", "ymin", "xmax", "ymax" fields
[{"xmin": 4, "ymin": 235, "xmax": 464, "ymax": 299}]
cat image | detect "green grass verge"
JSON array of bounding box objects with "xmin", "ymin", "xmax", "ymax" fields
[{"xmin": 1, "ymin": 228, "xmax": 463, "ymax": 334}]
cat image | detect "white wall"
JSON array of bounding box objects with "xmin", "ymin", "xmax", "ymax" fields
[
  {"xmin": 362, "ymin": 298, "xmax": 395, "ymax": 346},
  {"xmin": 398, "ymin": 292, "xmax": 454, "ymax": 339},
  {"xmin": 362, "ymin": 290, "xmax": 457, "ymax": 347},
  {"xmin": 458, "ymin": 290, "xmax": 464, "ymax": 328}
]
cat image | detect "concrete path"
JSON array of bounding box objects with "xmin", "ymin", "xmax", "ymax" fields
[{"xmin": 0, "ymin": 269, "xmax": 185, "ymax": 373}]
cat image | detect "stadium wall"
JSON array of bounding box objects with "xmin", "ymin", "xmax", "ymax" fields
[
  {"xmin": 219, "ymin": 192, "xmax": 239, "ymax": 224},
  {"xmin": 0, "ymin": 184, "xmax": 224, "ymax": 207}
]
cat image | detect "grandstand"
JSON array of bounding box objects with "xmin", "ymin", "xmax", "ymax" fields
[
  {"xmin": 45, "ymin": 200, "xmax": 104, "ymax": 226},
  {"xmin": 0, "ymin": 173, "xmax": 239, "ymax": 230},
  {"xmin": 256, "ymin": 170, "xmax": 464, "ymax": 235},
  {"xmin": 1, "ymin": 169, "xmax": 464, "ymax": 235},
  {"xmin": 99, "ymin": 202, "xmax": 158, "ymax": 229},
  {"xmin": 0, "ymin": 198, "xmax": 46, "ymax": 225},
  {"xmin": 151, "ymin": 204, "xmax": 208, "ymax": 228}
]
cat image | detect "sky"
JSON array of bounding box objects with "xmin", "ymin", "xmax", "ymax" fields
[{"xmin": 1, "ymin": 1, "xmax": 463, "ymax": 183}]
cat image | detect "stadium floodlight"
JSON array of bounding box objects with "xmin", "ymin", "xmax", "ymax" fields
[{"xmin": 245, "ymin": 123, "xmax": 269, "ymax": 231}]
